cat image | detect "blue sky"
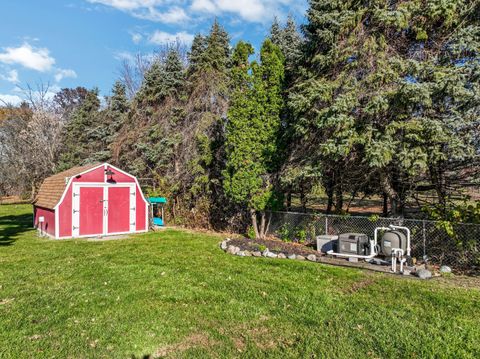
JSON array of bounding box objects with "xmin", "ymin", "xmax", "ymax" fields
[{"xmin": 0, "ymin": 0, "xmax": 307, "ymax": 105}]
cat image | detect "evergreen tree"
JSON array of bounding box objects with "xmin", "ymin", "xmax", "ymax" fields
[
  {"xmin": 270, "ymin": 16, "xmax": 282, "ymax": 46},
  {"xmin": 109, "ymin": 81, "xmax": 129, "ymax": 115},
  {"xmin": 187, "ymin": 34, "xmax": 207, "ymax": 76},
  {"xmin": 223, "ymin": 39, "xmax": 285, "ymax": 238},
  {"xmin": 163, "ymin": 49, "xmax": 184, "ymax": 98},
  {"xmin": 59, "ymin": 88, "xmax": 100, "ymax": 169},
  {"xmin": 290, "ymin": 0, "xmax": 480, "ymax": 216},
  {"xmin": 136, "ymin": 60, "xmax": 165, "ymax": 106},
  {"xmin": 269, "ymin": 15, "xmax": 302, "ymax": 74},
  {"xmin": 204, "ymin": 20, "xmax": 230, "ymax": 73}
]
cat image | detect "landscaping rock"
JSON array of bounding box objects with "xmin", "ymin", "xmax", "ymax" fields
[
  {"xmin": 266, "ymin": 252, "xmax": 278, "ymax": 258},
  {"xmin": 440, "ymin": 265, "xmax": 452, "ymax": 274},
  {"xmin": 244, "ymin": 250, "xmax": 252, "ymax": 257},
  {"xmin": 262, "ymin": 249, "xmax": 270, "ymax": 257},
  {"xmin": 307, "ymin": 254, "xmax": 317, "ymax": 262},
  {"xmin": 277, "ymin": 253, "xmax": 286, "ymax": 259},
  {"xmin": 296, "ymin": 255, "xmax": 305, "ymax": 261},
  {"xmin": 252, "ymin": 251, "xmax": 262, "ymax": 257},
  {"xmin": 220, "ymin": 240, "xmax": 229, "ymax": 250},
  {"xmin": 227, "ymin": 245, "xmax": 240, "ymax": 255},
  {"xmin": 416, "ymin": 268, "xmax": 432, "ymax": 280},
  {"xmin": 236, "ymin": 251, "xmax": 246, "ymax": 257},
  {"xmin": 287, "ymin": 254, "xmax": 296, "ymax": 260}
]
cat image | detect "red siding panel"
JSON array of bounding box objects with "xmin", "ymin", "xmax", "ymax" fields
[
  {"xmin": 58, "ymin": 185, "xmax": 72, "ymax": 237},
  {"xmin": 34, "ymin": 207, "xmax": 56, "ymax": 237},
  {"xmin": 106, "ymin": 166, "xmax": 135, "ymax": 183},
  {"xmin": 136, "ymin": 184, "xmax": 147, "ymax": 231},
  {"xmin": 73, "ymin": 166, "xmax": 105, "ymax": 183},
  {"xmin": 107, "ymin": 187, "xmax": 130, "ymax": 233},
  {"xmin": 79, "ymin": 187, "xmax": 104, "ymax": 236}
]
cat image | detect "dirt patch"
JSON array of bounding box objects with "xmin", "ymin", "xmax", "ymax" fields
[
  {"xmin": 152, "ymin": 333, "xmax": 215, "ymax": 358},
  {"xmin": 227, "ymin": 237, "xmax": 318, "ymax": 257},
  {"xmin": 342, "ymin": 273, "xmax": 380, "ymax": 294}
]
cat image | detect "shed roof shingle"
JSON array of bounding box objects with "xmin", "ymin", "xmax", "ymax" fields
[{"xmin": 33, "ymin": 164, "xmax": 100, "ymax": 210}]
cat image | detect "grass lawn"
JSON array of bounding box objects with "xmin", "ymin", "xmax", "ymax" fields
[{"xmin": 1, "ymin": 204, "xmax": 479, "ymax": 358}]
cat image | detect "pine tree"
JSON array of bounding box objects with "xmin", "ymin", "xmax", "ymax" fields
[
  {"xmin": 163, "ymin": 49, "xmax": 185, "ymax": 98},
  {"xmin": 204, "ymin": 20, "xmax": 230, "ymax": 73},
  {"xmin": 101, "ymin": 81, "xmax": 129, "ymax": 158},
  {"xmin": 136, "ymin": 60, "xmax": 165, "ymax": 106},
  {"xmin": 109, "ymin": 81, "xmax": 128, "ymax": 115},
  {"xmin": 290, "ymin": 0, "xmax": 480, "ymax": 216},
  {"xmin": 269, "ymin": 15, "xmax": 302, "ymax": 74},
  {"xmin": 270, "ymin": 16, "xmax": 282, "ymax": 46},
  {"xmin": 187, "ymin": 34, "xmax": 207, "ymax": 76},
  {"xmin": 59, "ymin": 88, "xmax": 101, "ymax": 169}
]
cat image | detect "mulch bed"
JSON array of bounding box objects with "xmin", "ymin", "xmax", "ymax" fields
[{"xmin": 227, "ymin": 237, "xmax": 320, "ymax": 257}]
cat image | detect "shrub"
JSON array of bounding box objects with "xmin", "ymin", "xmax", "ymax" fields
[
  {"xmin": 246, "ymin": 226, "xmax": 256, "ymax": 239},
  {"xmin": 278, "ymin": 223, "xmax": 293, "ymax": 242},
  {"xmin": 295, "ymin": 229, "xmax": 307, "ymax": 243}
]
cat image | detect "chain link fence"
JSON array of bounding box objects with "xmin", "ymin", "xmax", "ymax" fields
[{"xmin": 266, "ymin": 211, "xmax": 480, "ymax": 273}]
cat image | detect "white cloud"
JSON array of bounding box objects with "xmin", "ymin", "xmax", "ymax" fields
[
  {"xmin": 190, "ymin": 0, "xmax": 293, "ymax": 22},
  {"xmin": 88, "ymin": 0, "xmax": 164, "ymax": 11},
  {"xmin": 135, "ymin": 6, "xmax": 188, "ymax": 23},
  {"xmin": 0, "ymin": 69, "xmax": 19, "ymax": 83},
  {"xmin": 131, "ymin": 32, "xmax": 143, "ymax": 44},
  {"xmin": 87, "ymin": 0, "xmax": 301, "ymax": 24},
  {"xmin": 149, "ymin": 30, "xmax": 194, "ymax": 45},
  {"xmin": 0, "ymin": 93, "xmax": 22, "ymax": 106},
  {"xmin": 54, "ymin": 68, "xmax": 77, "ymax": 82},
  {"xmin": 0, "ymin": 43, "xmax": 55, "ymax": 72},
  {"xmin": 88, "ymin": 0, "xmax": 188, "ymax": 23},
  {"xmin": 114, "ymin": 51, "xmax": 136, "ymax": 62}
]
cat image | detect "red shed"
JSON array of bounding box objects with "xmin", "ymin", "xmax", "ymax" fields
[{"xmin": 33, "ymin": 163, "xmax": 149, "ymax": 239}]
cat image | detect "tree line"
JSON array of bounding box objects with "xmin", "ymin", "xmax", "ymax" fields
[{"xmin": 1, "ymin": 0, "xmax": 479, "ymax": 235}]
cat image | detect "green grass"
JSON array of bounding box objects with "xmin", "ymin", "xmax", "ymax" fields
[{"xmin": 1, "ymin": 204, "xmax": 479, "ymax": 358}]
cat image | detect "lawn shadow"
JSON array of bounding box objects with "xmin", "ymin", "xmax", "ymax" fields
[{"xmin": 0, "ymin": 212, "xmax": 33, "ymax": 246}]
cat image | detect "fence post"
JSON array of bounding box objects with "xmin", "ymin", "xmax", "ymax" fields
[
  {"xmin": 422, "ymin": 220, "xmax": 426, "ymax": 259},
  {"xmin": 325, "ymin": 216, "xmax": 328, "ymax": 235}
]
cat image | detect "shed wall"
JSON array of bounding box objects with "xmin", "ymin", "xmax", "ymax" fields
[{"xmin": 34, "ymin": 207, "xmax": 56, "ymax": 237}]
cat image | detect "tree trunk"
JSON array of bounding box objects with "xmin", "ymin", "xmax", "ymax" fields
[
  {"xmin": 382, "ymin": 192, "xmax": 388, "ymax": 217},
  {"xmin": 250, "ymin": 208, "xmax": 260, "ymax": 239},
  {"xmin": 325, "ymin": 175, "xmax": 334, "ymax": 214},
  {"xmin": 286, "ymin": 189, "xmax": 292, "ymax": 212},
  {"xmin": 380, "ymin": 175, "xmax": 400, "ymax": 216},
  {"xmin": 259, "ymin": 211, "xmax": 266, "ymax": 239},
  {"xmin": 429, "ymin": 162, "xmax": 447, "ymax": 214},
  {"xmin": 299, "ymin": 183, "xmax": 307, "ymax": 213},
  {"xmin": 334, "ymin": 182, "xmax": 343, "ymax": 214}
]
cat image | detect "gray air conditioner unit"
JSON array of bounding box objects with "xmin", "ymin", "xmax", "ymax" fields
[{"xmin": 338, "ymin": 233, "xmax": 369, "ymax": 255}]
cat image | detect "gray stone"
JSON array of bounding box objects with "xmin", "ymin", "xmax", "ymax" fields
[
  {"xmin": 307, "ymin": 254, "xmax": 317, "ymax": 262},
  {"xmin": 244, "ymin": 250, "xmax": 252, "ymax": 257},
  {"xmin": 440, "ymin": 265, "xmax": 452, "ymax": 274},
  {"xmin": 402, "ymin": 270, "xmax": 412, "ymax": 276},
  {"xmin": 348, "ymin": 257, "xmax": 359, "ymax": 263},
  {"xmin": 252, "ymin": 251, "xmax": 262, "ymax": 257},
  {"xmin": 227, "ymin": 245, "xmax": 240, "ymax": 255},
  {"xmin": 287, "ymin": 254, "xmax": 296, "ymax": 260},
  {"xmin": 296, "ymin": 255, "xmax": 305, "ymax": 261},
  {"xmin": 220, "ymin": 240, "xmax": 229, "ymax": 250},
  {"xmin": 236, "ymin": 251, "xmax": 246, "ymax": 257},
  {"xmin": 416, "ymin": 268, "xmax": 432, "ymax": 280},
  {"xmin": 277, "ymin": 253, "xmax": 286, "ymax": 259},
  {"xmin": 266, "ymin": 252, "xmax": 278, "ymax": 258},
  {"xmin": 262, "ymin": 249, "xmax": 270, "ymax": 257}
]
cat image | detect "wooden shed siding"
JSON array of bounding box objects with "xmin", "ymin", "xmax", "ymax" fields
[{"xmin": 34, "ymin": 207, "xmax": 56, "ymax": 237}]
